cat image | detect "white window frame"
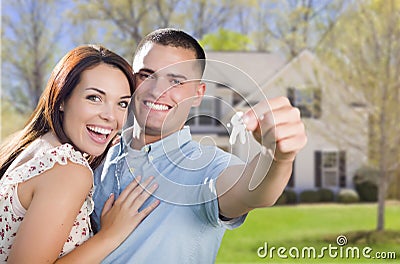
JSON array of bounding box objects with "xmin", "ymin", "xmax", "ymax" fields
[{"xmin": 321, "ymin": 151, "xmax": 339, "ymax": 188}]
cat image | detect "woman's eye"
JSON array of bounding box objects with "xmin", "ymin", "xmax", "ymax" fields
[
  {"xmin": 87, "ymin": 95, "xmax": 101, "ymax": 102},
  {"xmin": 119, "ymin": 101, "xmax": 129, "ymax": 108}
]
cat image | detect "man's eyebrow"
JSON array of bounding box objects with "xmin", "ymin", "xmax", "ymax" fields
[
  {"xmin": 137, "ymin": 68, "xmax": 155, "ymax": 74},
  {"xmin": 166, "ymin": 73, "xmax": 188, "ymax": 80},
  {"xmin": 138, "ymin": 68, "xmax": 188, "ymax": 80}
]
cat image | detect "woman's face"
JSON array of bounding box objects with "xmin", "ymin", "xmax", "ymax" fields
[{"xmin": 61, "ymin": 63, "xmax": 131, "ymax": 156}]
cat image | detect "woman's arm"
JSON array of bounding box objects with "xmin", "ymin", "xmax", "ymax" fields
[
  {"xmin": 8, "ymin": 162, "xmax": 158, "ymax": 264},
  {"xmin": 55, "ymin": 176, "xmax": 159, "ymax": 264}
]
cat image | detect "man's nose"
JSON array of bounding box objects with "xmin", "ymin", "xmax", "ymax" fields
[{"xmin": 151, "ymin": 76, "xmax": 171, "ymax": 97}]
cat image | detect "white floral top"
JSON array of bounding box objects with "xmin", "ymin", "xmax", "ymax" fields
[{"xmin": 0, "ymin": 142, "xmax": 94, "ymax": 262}]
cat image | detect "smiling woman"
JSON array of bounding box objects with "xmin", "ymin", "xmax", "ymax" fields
[
  {"xmin": 0, "ymin": 45, "xmax": 159, "ymax": 263},
  {"xmin": 60, "ymin": 63, "xmax": 131, "ymax": 157}
]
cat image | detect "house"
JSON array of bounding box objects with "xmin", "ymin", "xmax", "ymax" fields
[{"xmin": 187, "ymin": 50, "xmax": 369, "ymax": 194}]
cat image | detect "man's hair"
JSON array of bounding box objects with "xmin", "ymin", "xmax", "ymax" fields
[{"xmin": 135, "ymin": 28, "xmax": 206, "ymax": 75}]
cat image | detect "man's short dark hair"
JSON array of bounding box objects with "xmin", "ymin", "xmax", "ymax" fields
[{"xmin": 135, "ymin": 28, "xmax": 206, "ymax": 75}]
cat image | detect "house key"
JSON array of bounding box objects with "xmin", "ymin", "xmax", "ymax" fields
[{"xmin": 228, "ymin": 111, "xmax": 247, "ymax": 145}]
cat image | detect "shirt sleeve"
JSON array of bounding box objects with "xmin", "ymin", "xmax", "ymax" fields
[
  {"xmin": 192, "ymin": 147, "xmax": 247, "ymax": 229},
  {"xmin": 91, "ymin": 145, "xmax": 120, "ymax": 233}
]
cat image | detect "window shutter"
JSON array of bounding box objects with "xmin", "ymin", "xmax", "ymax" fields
[
  {"xmin": 313, "ymin": 89, "xmax": 322, "ymax": 119},
  {"xmin": 288, "ymin": 160, "xmax": 295, "ymax": 187},
  {"xmin": 339, "ymin": 151, "xmax": 346, "ymax": 187},
  {"xmin": 287, "ymin": 87, "xmax": 295, "ymax": 106},
  {"xmin": 216, "ymin": 97, "xmax": 221, "ymax": 126},
  {"xmin": 315, "ymin": 151, "xmax": 322, "ymax": 187}
]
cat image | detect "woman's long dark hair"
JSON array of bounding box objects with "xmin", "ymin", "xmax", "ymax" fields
[{"xmin": 0, "ymin": 45, "xmax": 135, "ymax": 178}]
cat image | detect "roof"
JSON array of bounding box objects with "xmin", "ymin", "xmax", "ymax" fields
[{"xmin": 204, "ymin": 51, "xmax": 287, "ymax": 95}]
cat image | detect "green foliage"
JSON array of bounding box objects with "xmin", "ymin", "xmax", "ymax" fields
[
  {"xmin": 2, "ymin": 0, "xmax": 66, "ymax": 112},
  {"xmin": 276, "ymin": 189, "xmax": 298, "ymax": 205},
  {"xmin": 285, "ymin": 189, "xmax": 298, "ymax": 204},
  {"xmin": 353, "ymin": 166, "xmax": 379, "ymax": 202},
  {"xmin": 337, "ymin": 189, "xmax": 360, "ymax": 204},
  {"xmin": 354, "ymin": 166, "xmax": 379, "ymax": 185},
  {"xmin": 199, "ymin": 28, "xmax": 251, "ymax": 51},
  {"xmin": 355, "ymin": 182, "xmax": 378, "ymax": 202},
  {"xmin": 0, "ymin": 99, "xmax": 29, "ymax": 141},
  {"xmin": 317, "ymin": 188, "xmax": 335, "ymax": 202},
  {"xmin": 299, "ymin": 190, "xmax": 320, "ymax": 203}
]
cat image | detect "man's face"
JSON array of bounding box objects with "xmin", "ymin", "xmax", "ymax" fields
[{"xmin": 132, "ymin": 43, "xmax": 205, "ymax": 138}]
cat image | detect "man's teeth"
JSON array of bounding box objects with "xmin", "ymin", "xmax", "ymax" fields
[
  {"xmin": 146, "ymin": 102, "xmax": 169, "ymax": 111},
  {"xmin": 87, "ymin": 126, "xmax": 111, "ymax": 135}
]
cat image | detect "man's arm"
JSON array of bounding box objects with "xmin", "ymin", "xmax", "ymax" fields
[{"xmin": 216, "ymin": 97, "xmax": 307, "ymax": 218}]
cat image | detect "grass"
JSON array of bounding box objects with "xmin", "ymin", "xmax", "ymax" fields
[{"xmin": 216, "ymin": 202, "xmax": 400, "ymax": 263}]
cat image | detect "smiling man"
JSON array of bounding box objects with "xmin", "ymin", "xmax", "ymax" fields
[{"xmin": 92, "ymin": 28, "xmax": 307, "ymax": 264}]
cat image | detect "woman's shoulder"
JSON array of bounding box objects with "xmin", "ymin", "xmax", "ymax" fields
[
  {"xmin": 42, "ymin": 143, "xmax": 90, "ymax": 168},
  {"xmin": 2, "ymin": 141, "xmax": 91, "ymax": 184}
]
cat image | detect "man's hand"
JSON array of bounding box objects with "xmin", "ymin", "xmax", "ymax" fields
[{"xmin": 242, "ymin": 96, "xmax": 307, "ymax": 162}]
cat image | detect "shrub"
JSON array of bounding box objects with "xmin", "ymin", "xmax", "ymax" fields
[
  {"xmin": 275, "ymin": 189, "xmax": 297, "ymax": 205},
  {"xmin": 285, "ymin": 189, "xmax": 298, "ymax": 204},
  {"xmin": 355, "ymin": 182, "xmax": 378, "ymax": 202},
  {"xmin": 318, "ymin": 188, "xmax": 335, "ymax": 202},
  {"xmin": 353, "ymin": 166, "xmax": 378, "ymax": 202},
  {"xmin": 337, "ymin": 189, "xmax": 360, "ymax": 204},
  {"xmin": 299, "ymin": 190, "xmax": 320, "ymax": 203},
  {"xmin": 275, "ymin": 192, "xmax": 287, "ymax": 205}
]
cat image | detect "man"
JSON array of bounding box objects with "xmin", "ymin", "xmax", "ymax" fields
[{"xmin": 92, "ymin": 28, "xmax": 307, "ymax": 263}]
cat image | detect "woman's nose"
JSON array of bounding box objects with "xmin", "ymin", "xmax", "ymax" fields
[{"xmin": 99, "ymin": 104, "xmax": 116, "ymax": 122}]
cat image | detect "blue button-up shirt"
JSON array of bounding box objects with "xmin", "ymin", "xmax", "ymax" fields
[{"xmin": 92, "ymin": 126, "xmax": 246, "ymax": 264}]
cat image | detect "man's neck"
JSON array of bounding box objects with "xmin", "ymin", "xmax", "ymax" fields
[
  {"xmin": 130, "ymin": 133, "xmax": 161, "ymax": 150},
  {"xmin": 130, "ymin": 127, "xmax": 186, "ymax": 150}
]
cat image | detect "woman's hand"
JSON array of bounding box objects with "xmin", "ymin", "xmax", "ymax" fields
[{"xmin": 99, "ymin": 176, "xmax": 159, "ymax": 244}]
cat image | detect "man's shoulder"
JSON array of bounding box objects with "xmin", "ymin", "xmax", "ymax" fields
[
  {"xmin": 93, "ymin": 143, "xmax": 121, "ymax": 177},
  {"xmin": 104, "ymin": 142, "xmax": 123, "ymax": 162}
]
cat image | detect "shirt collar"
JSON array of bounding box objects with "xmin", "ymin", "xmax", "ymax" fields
[{"xmin": 119, "ymin": 125, "xmax": 192, "ymax": 160}]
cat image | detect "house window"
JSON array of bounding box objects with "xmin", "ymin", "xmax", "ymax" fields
[
  {"xmin": 315, "ymin": 150, "xmax": 346, "ymax": 188},
  {"xmin": 186, "ymin": 97, "xmax": 228, "ymax": 135},
  {"xmin": 287, "ymin": 87, "xmax": 321, "ymax": 118},
  {"xmin": 322, "ymin": 152, "xmax": 338, "ymax": 187}
]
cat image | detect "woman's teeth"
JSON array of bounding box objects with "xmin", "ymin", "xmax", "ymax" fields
[{"xmin": 87, "ymin": 126, "xmax": 111, "ymax": 136}]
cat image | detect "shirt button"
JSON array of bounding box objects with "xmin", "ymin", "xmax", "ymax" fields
[
  {"xmin": 129, "ymin": 167, "xmax": 135, "ymax": 173},
  {"xmin": 149, "ymin": 156, "xmax": 154, "ymax": 161},
  {"xmin": 144, "ymin": 146, "xmax": 150, "ymax": 152}
]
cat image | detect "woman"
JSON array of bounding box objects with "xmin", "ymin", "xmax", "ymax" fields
[{"xmin": 0, "ymin": 45, "xmax": 159, "ymax": 263}]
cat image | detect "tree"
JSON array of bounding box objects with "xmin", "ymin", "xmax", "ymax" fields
[
  {"xmin": 70, "ymin": 0, "xmax": 184, "ymax": 59},
  {"xmin": 320, "ymin": 0, "xmax": 400, "ymax": 231},
  {"xmin": 70, "ymin": 0, "xmax": 246, "ymax": 58},
  {"xmin": 248, "ymin": 0, "xmax": 347, "ymax": 57},
  {"xmin": 180, "ymin": 0, "xmax": 240, "ymax": 40},
  {"xmin": 199, "ymin": 29, "xmax": 251, "ymax": 51},
  {"xmin": 1, "ymin": 0, "xmax": 67, "ymax": 112}
]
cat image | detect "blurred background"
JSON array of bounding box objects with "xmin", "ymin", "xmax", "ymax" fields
[{"xmin": 1, "ymin": 0, "xmax": 399, "ymax": 263}]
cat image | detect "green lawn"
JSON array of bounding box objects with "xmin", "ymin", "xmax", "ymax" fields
[{"xmin": 216, "ymin": 202, "xmax": 400, "ymax": 263}]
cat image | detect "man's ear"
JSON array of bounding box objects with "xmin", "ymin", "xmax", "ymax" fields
[{"xmin": 192, "ymin": 82, "xmax": 206, "ymax": 107}]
